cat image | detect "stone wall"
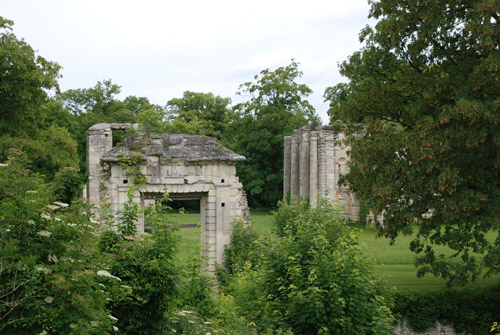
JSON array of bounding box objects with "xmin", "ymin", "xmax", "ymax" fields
[
  {"xmin": 394, "ymin": 319, "xmax": 459, "ymax": 335},
  {"xmin": 284, "ymin": 126, "xmax": 360, "ymax": 220},
  {"xmin": 86, "ymin": 123, "xmax": 248, "ymax": 273}
]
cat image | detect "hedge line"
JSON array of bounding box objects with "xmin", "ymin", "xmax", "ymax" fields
[{"xmin": 393, "ymin": 284, "xmax": 500, "ymax": 335}]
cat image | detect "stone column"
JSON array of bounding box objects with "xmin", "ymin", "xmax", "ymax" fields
[
  {"xmin": 86, "ymin": 124, "xmax": 113, "ymax": 215},
  {"xmin": 290, "ymin": 132, "xmax": 300, "ymax": 200},
  {"xmin": 325, "ymin": 131, "xmax": 336, "ymax": 202},
  {"xmin": 318, "ymin": 131, "xmax": 328, "ymax": 199},
  {"xmin": 299, "ymin": 127, "xmax": 310, "ymax": 200},
  {"xmin": 309, "ymin": 131, "xmax": 318, "ymax": 207},
  {"xmin": 283, "ymin": 136, "xmax": 291, "ymax": 197}
]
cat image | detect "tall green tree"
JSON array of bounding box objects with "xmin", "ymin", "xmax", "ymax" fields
[
  {"xmin": 232, "ymin": 61, "xmax": 320, "ymax": 207},
  {"xmin": 0, "ymin": 17, "xmax": 80, "ymax": 197},
  {"xmin": 166, "ymin": 91, "xmax": 235, "ymax": 141},
  {"xmin": 0, "ymin": 17, "xmax": 60, "ymax": 134},
  {"xmin": 327, "ymin": 0, "xmax": 500, "ymax": 285},
  {"xmin": 58, "ymin": 80, "xmax": 136, "ymax": 171}
]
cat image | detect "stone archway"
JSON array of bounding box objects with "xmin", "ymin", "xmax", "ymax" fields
[{"xmin": 86, "ymin": 123, "xmax": 248, "ymax": 273}]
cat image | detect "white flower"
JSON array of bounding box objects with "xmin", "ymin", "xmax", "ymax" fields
[
  {"xmin": 44, "ymin": 296, "xmax": 54, "ymax": 304},
  {"xmin": 0, "ymin": 163, "xmax": 8, "ymax": 167},
  {"xmin": 41, "ymin": 213, "xmax": 51, "ymax": 220},
  {"xmin": 97, "ymin": 270, "xmax": 122, "ymax": 281},
  {"xmin": 46, "ymin": 204, "xmax": 59, "ymax": 211},
  {"xmin": 37, "ymin": 230, "xmax": 52, "ymax": 238},
  {"xmin": 108, "ymin": 315, "xmax": 118, "ymax": 321},
  {"xmin": 113, "ymin": 326, "xmax": 119, "ymax": 331},
  {"xmin": 35, "ymin": 265, "xmax": 50, "ymax": 274},
  {"xmin": 53, "ymin": 201, "xmax": 69, "ymax": 208}
]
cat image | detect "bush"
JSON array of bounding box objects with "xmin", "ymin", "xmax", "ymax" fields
[
  {"xmin": 0, "ymin": 152, "xmax": 115, "ymax": 334},
  {"xmin": 226, "ymin": 199, "xmax": 395, "ymax": 335},
  {"xmin": 99, "ymin": 191, "xmax": 180, "ymax": 335},
  {"xmin": 394, "ymin": 284, "xmax": 500, "ymax": 335}
]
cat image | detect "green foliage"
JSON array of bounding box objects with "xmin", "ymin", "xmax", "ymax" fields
[
  {"xmin": 393, "ymin": 285, "xmax": 500, "ymax": 335},
  {"xmin": 231, "ymin": 60, "xmax": 320, "ymax": 208},
  {"xmin": 99, "ymin": 191, "xmax": 180, "ymax": 335},
  {"xmin": 123, "ymin": 95, "xmax": 157, "ymax": 117},
  {"xmin": 492, "ymin": 322, "xmax": 500, "ymax": 335},
  {"xmin": 52, "ymin": 167, "xmax": 85, "ymax": 203},
  {"xmin": 116, "ymin": 187, "xmax": 139, "ymax": 236},
  {"xmin": 166, "ymin": 91, "xmax": 235, "ymax": 142},
  {"xmin": 225, "ymin": 200, "xmax": 394, "ymax": 335},
  {"xmin": 117, "ymin": 152, "xmax": 146, "ymax": 185},
  {"xmin": 137, "ymin": 108, "xmax": 164, "ymax": 135},
  {"xmin": 217, "ymin": 222, "xmax": 260, "ymax": 287},
  {"xmin": 0, "ymin": 18, "xmax": 80, "ymax": 183},
  {"xmin": 58, "ymin": 79, "xmax": 137, "ymax": 171},
  {"xmin": 327, "ymin": 0, "xmax": 500, "ymax": 284},
  {"xmin": 179, "ymin": 256, "xmax": 217, "ymax": 319},
  {"xmin": 0, "ymin": 17, "xmax": 60, "ymax": 135},
  {"xmin": 0, "ymin": 152, "xmax": 115, "ymax": 334}
]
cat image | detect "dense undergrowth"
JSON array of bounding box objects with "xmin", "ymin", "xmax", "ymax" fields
[{"xmin": 2, "ymin": 152, "xmax": 498, "ymax": 334}]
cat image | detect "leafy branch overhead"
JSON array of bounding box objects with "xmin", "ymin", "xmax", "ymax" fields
[{"xmin": 326, "ymin": 0, "xmax": 500, "ymax": 285}]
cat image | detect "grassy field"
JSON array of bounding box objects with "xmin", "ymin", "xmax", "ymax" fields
[{"xmin": 170, "ymin": 210, "xmax": 500, "ymax": 291}]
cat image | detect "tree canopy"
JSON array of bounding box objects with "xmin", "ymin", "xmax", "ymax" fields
[
  {"xmin": 231, "ymin": 61, "xmax": 320, "ymax": 207},
  {"xmin": 327, "ymin": 0, "xmax": 500, "ymax": 285},
  {"xmin": 166, "ymin": 91, "xmax": 235, "ymax": 141}
]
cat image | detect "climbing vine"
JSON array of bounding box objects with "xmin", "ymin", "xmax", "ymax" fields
[{"xmin": 117, "ymin": 152, "xmax": 146, "ymax": 185}]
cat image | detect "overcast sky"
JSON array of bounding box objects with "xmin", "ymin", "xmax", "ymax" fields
[{"xmin": 3, "ymin": 0, "xmax": 373, "ymax": 124}]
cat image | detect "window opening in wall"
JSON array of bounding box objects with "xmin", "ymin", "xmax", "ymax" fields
[{"xmin": 112, "ymin": 129, "xmax": 130, "ymax": 148}]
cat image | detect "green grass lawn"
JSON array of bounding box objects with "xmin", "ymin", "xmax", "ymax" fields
[{"xmin": 171, "ymin": 210, "xmax": 500, "ymax": 291}]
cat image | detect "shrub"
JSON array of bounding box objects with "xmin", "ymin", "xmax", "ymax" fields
[
  {"xmin": 0, "ymin": 152, "xmax": 115, "ymax": 334},
  {"xmin": 394, "ymin": 284, "xmax": 500, "ymax": 335},
  {"xmin": 99, "ymin": 191, "xmax": 180, "ymax": 335},
  {"xmin": 227, "ymin": 199, "xmax": 395, "ymax": 335}
]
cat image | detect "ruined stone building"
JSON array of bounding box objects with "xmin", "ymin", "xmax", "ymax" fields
[
  {"xmin": 284, "ymin": 126, "xmax": 360, "ymax": 221},
  {"xmin": 86, "ymin": 123, "xmax": 248, "ymax": 273}
]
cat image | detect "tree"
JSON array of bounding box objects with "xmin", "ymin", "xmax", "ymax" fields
[
  {"xmin": 0, "ymin": 17, "xmax": 60, "ymax": 135},
  {"xmin": 0, "ymin": 17, "xmax": 80, "ymax": 198},
  {"xmin": 166, "ymin": 91, "xmax": 235, "ymax": 141},
  {"xmin": 123, "ymin": 95, "xmax": 155, "ymax": 116},
  {"xmin": 327, "ymin": 0, "xmax": 500, "ymax": 285},
  {"xmin": 232, "ymin": 61, "xmax": 320, "ymax": 207},
  {"xmin": 58, "ymin": 80, "xmax": 136, "ymax": 171}
]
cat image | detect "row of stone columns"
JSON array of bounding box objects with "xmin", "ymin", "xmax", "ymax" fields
[
  {"xmin": 284, "ymin": 126, "xmax": 360, "ymax": 220},
  {"xmin": 284, "ymin": 126, "xmax": 337, "ymax": 207}
]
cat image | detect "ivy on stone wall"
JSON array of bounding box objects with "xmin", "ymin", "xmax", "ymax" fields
[{"xmin": 117, "ymin": 152, "xmax": 146, "ymax": 185}]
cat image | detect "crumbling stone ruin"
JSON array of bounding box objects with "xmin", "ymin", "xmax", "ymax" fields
[
  {"xmin": 284, "ymin": 126, "xmax": 360, "ymax": 221},
  {"xmin": 86, "ymin": 123, "xmax": 248, "ymax": 273}
]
